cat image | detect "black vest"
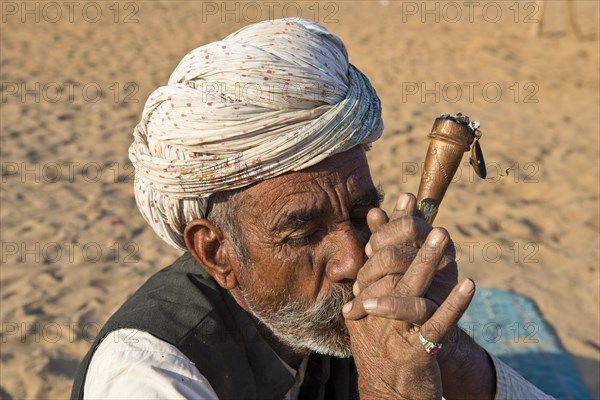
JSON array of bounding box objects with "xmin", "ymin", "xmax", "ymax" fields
[{"xmin": 71, "ymin": 253, "xmax": 359, "ymax": 399}]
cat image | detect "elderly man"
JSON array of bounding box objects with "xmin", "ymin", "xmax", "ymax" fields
[{"xmin": 72, "ymin": 18, "xmax": 551, "ymax": 399}]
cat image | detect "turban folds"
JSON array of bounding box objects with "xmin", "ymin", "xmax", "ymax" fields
[{"xmin": 129, "ymin": 18, "xmax": 383, "ymax": 250}]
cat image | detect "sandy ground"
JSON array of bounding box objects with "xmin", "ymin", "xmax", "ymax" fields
[{"xmin": 1, "ymin": 1, "xmax": 598, "ymax": 398}]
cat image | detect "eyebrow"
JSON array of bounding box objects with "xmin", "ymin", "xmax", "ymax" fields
[
  {"xmin": 270, "ymin": 185, "xmax": 384, "ymax": 235},
  {"xmin": 352, "ymin": 184, "xmax": 384, "ymax": 209},
  {"xmin": 271, "ymin": 208, "xmax": 323, "ymax": 235}
]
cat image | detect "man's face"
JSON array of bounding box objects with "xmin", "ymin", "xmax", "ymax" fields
[{"xmin": 231, "ymin": 146, "xmax": 381, "ymax": 357}]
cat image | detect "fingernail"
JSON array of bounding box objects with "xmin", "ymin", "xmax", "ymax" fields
[
  {"xmin": 363, "ymin": 298, "xmax": 377, "ymax": 310},
  {"xmin": 365, "ymin": 242, "xmax": 372, "ymax": 257},
  {"xmin": 353, "ymin": 281, "xmax": 361, "ymax": 295},
  {"xmin": 397, "ymin": 194, "xmax": 410, "ymax": 210},
  {"xmin": 459, "ymin": 279, "xmax": 475, "ymax": 294},
  {"xmin": 342, "ymin": 302, "xmax": 353, "ymax": 314},
  {"xmin": 428, "ymin": 229, "xmax": 446, "ymax": 247}
]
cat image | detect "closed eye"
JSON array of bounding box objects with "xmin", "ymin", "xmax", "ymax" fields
[{"xmin": 284, "ymin": 227, "xmax": 325, "ymax": 247}]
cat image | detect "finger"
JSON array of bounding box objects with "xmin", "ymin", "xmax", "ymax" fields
[
  {"xmin": 342, "ymin": 300, "xmax": 361, "ymax": 320},
  {"xmin": 359, "ymin": 232, "xmax": 455, "ymax": 301},
  {"xmin": 398, "ymin": 228, "xmax": 450, "ymax": 297},
  {"xmin": 368, "ymin": 215, "xmax": 432, "ymax": 254},
  {"xmin": 345, "ymin": 273, "xmax": 403, "ymax": 319},
  {"xmin": 358, "ymin": 228, "xmax": 451, "ymax": 294},
  {"xmin": 425, "ymin": 259, "xmax": 458, "ymax": 306},
  {"xmin": 365, "ymin": 208, "xmax": 389, "ymax": 259},
  {"xmin": 347, "ymin": 267, "xmax": 434, "ymax": 320},
  {"xmin": 389, "ymin": 192, "xmax": 417, "ymax": 221},
  {"xmin": 356, "ymin": 244, "xmax": 418, "ymax": 292},
  {"xmin": 361, "ymin": 296, "xmax": 438, "ymax": 324},
  {"xmin": 420, "ymin": 279, "xmax": 476, "ymax": 344},
  {"xmin": 367, "ymin": 208, "xmax": 389, "ymax": 233},
  {"xmin": 357, "ymin": 243, "xmax": 456, "ymax": 302}
]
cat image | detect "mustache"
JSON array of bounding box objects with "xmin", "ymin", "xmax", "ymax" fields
[
  {"xmin": 241, "ymin": 280, "xmax": 355, "ymax": 357},
  {"xmin": 241, "ymin": 279, "xmax": 355, "ymax": 332},
  {"xmin": 303, "ymin": 282, "xmax": 355, "ymax": 325}
]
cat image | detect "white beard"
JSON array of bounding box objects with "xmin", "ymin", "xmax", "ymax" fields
[{"xmin": 238, "ymin": 280, "xmax": 354, "ymax": 358}]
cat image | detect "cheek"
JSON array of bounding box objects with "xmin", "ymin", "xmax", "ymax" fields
[
  {"xmin": 241, "ymin": 243, "xmax": 303, "ymax": 293},
  {"xmin": 268, "ymin": 245, "xmax": 328, "ymax": 301}
]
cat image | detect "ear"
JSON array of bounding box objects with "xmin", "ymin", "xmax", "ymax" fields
[{"xmin": 184, "ymin": 219, "xmax": 239, "ymax": 290}]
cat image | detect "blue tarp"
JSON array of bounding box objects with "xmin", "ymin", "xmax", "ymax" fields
[{"xmin": 461, "ymin": 287, "xmax": 592, "ymax": 399}]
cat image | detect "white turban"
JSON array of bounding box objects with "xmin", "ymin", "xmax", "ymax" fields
[{"xmin": 129, "ymin": 18, "xmax": 383, "ymax": 250}]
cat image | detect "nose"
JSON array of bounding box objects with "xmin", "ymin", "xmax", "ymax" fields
[{"xmin": 325, "ymin": 224, "xmax": 368, "ymax": 284}]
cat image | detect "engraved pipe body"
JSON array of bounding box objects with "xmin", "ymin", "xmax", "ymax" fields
[{"xmin": 416, "ymin": 117, "xmax": 476, "ymax": 224}]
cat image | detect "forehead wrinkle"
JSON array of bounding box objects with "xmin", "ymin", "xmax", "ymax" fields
[
  {"xmin": 242, "ymin": 177, "xmax": 327, "ymax": 235},
  {"xmin": 240, "ymin": 147, "xmax": 373, "ymax": 230},
  {"xmin": 271, "ymin": 163, "xmax": 372, "ymax": 230},
  {"xmin": 269, "ymin": 188, "xmax": 329, "ymax": 234},
  {"xmin": 262, "ymin": 183, "xmax": 326, "ymax": 215},
  {"xmin": 279, "ymin": 169, "xmax": 351, "ymax": 220}
]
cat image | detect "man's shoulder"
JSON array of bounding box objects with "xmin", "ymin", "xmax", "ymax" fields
[
  {"xmin": 131, "ymin": 252, "xmax": 215, "ymax": 301},
  {"xmin": 84, "ymin": 328, "xmax": 219, "ymax": 399},
  {"xmin": 91, "ymin": 329, "xmax": 192, "ymax": 363},
  {"xmin": 99, "ymin": 252, "xmax": 220, "ymax": 344},
  {"xmin": 73, "ymin": 253, "xmax": 253, "ymax": 399}
]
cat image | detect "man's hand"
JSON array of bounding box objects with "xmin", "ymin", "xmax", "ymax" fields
[
  {"xmin": 345, "ymin": 193, "xmax": 497, "ymax": 400},
  {"xmin": 345, "ymin": 192, "xmax": 457, "ymax": 321},
  {"xmin": 343, "ymin": 237, "xmax": 475, "ymax": 400}
]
